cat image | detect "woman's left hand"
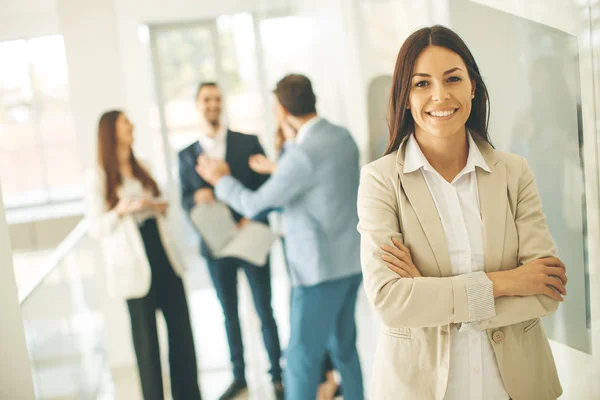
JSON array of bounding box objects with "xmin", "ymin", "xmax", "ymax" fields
[{"xmin": 380, "ymin": 237, "xmax": 422, "ymax": 278}]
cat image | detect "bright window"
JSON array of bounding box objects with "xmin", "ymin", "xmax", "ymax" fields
[{"xmin": 0, "ymin": 35, "xmax": 81, "ymax": 209}]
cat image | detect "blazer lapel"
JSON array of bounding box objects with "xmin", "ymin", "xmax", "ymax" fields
[
  {"xmin": 475, "ymin": 138, "xmax": 507, "ymax": 273},
  {"xmin": 224, "ymin": 130, "xmax": 234, "ymax": 165},
  {"xmin": 193, "ymin": 141, "xmax": 203, "ymax": 158},
  {"xmin": 396, "ymin": 140, "xmax": 453, "ymax": 277}
]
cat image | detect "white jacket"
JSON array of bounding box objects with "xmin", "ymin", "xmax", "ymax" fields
[{"xmin": 84, "ymin": 166, "xmax": 184, "ymax": 299}]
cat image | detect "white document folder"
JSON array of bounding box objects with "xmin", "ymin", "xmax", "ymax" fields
[{"xmin": 190, "ymin": 203, "xmax": 276, "ymax": 266}]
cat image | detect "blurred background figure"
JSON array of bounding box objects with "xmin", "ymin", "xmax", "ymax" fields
[
  {"xmin": 85, "ymin": 110, "xmax": 201, "ymax": 400},
  {"xmin": 196, "ymin": 74, "xmax": 364, "ymax": 400},
  {"xmin": 178, "ymin": 83, "xmax": 283, "ymax": 400},
  {"xmin": 249, "ymin": 125, "xmax": 344, "ymax": 400}
]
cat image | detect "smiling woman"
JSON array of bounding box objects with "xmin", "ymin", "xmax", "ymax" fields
[
  {"xmin": 357, "ymin": 25, "xmax": 566, "ymax": 400},
  {"xmin": 385, "ymin": 25, "xmax": 491, "ymax": 159}
]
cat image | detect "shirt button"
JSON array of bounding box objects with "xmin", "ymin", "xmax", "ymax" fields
[
  {"xmin": 473, "ymin": 366, "xmax": 481, "ymax": 375},
  {"xmin": 472, "ymin": 337, "xmax": 479, "ymax": 345}
]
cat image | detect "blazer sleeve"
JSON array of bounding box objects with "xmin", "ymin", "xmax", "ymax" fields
[
  {"xmin": 357, "ymin": 163, "xmax": 496, "ymax": 328},
  {"xmin": 471, "ymin": 157, "xmax": 560, "ymax": 330},
  {"xmin": 178, "ymin": 149, "xmax": 200, "ymax": 213},
  {"xmin": 84, "ymin": 169, "xmax": 120, "ymax": 239},
  {"xmin": 214, "ymin": 144, "xmax": 313, "ymax": 219}
]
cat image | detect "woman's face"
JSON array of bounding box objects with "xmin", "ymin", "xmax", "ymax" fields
[
  {"xmin": 115, "ymin": 113, "xmax": 134, "ymax": 147},
  {"xmin": 408, "ymin": 45, "xmax": 474, "ymax": 141}
]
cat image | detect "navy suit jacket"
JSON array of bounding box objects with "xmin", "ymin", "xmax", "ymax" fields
[{"xmin": 178, "ymin": 130, "xmax": 269, "ymax": 258}]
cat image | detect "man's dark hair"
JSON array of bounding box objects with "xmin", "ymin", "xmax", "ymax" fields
[
  {"xmin": 273, "ymin": 74, "xmax": 317, "ymax": 116},
  {"xmin": 196, "ymin": 81, "xmax": 218, "ymax": 100}
]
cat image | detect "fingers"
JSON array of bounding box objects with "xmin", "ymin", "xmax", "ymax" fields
[
  {"xmin": 381, "ymin": 242, "xmax": 411, "ymax": 267},
  {"xmin": 249, "ymin": 154, "xmax": 265, "ymax": 162},
  {"xmin": 392, "ymin": 237, "xmax": 411, "ymax": 255},
  {"xmin": 385, "ymin": 261, "xmax": 412, "ymax": 278},
  {"xmin": 537, "ymin": 256, "xmax": 565, "ymax": 269},
  {"xmin": 545, "ymin": 266, "xmax": 568, "ymax": 285},
  {"xmin": 381, "ymin": 252, "xmax": 421, "ymax": 278},
  {"xmin": 541, "ymin": 284, "xmax": 564, "ymax": 302},
  {"xmin": 198, "ymin": 154, "xmax": 216, "ymax": 168},
  {"xmin": 382, "ymin": 253, "xmax": 408, "ymax": 270},
  {"xmin": 544, "ymin": 275, "xmax": 567, "ymax": 296},
  {"xmin": 130, "ymin": 199, "xmax": 144, "ymax": 212}
]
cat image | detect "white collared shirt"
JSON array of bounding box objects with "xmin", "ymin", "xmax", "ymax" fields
[
  {"xmin": 198, "ymin": 125, "xmax": 228, "ymax": 160},
  {"xmin": 404, "ymin": 133, "xmax": 509, "ymax": 400},
  {"xmin": 295, "ymin": 116, "xmax": 321, "ymax": 144}
]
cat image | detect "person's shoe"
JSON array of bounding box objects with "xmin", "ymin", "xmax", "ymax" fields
[
  {"xmin": 218, "ymin": 380, "xmax": 248, "ymax": 400},
  {"xmin": 274, "ymin": 380, "xmax": 284, "ymax": 400}
]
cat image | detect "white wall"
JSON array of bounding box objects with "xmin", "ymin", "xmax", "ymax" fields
[
  {"xmin": 0, "ymin": 185, "xmax": 35, "ymax": 400},
  {"xmin": 0, "ymin": 0, "xmax": 59, "ymax": 41}
]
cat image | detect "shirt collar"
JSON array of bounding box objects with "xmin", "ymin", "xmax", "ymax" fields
[
  {"xmin": 295, "ymin": 116, "xmax": 321, "ymax": 144},
  {"xmin": 466, "ymin": 131, "xmax": 491, "ymax": 173},
  {"xmin": 403, "ymin": 131, "xmax": 491, "ymax": 175},
  {"xmin": 199, "ymin": 124, "xmax": 227, "ymax": 144}
]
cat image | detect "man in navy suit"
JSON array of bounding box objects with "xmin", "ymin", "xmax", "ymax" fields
[{"xmin": 178, "ymin": 82, "xmax": 283, "ymax": 400}]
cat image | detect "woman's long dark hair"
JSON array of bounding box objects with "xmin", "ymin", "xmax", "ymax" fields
[
  {"xmin": 385, "ymin": 25, "xmax": 492, "ymax": 156},
  {"xmin": 97, "ymin": 110, "xmax": 160, "ymax": 209}
]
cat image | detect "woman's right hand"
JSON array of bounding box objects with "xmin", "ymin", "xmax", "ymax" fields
[{"xmin": 487, "ymin": 257, "xmax": 567, "ymax": 301}]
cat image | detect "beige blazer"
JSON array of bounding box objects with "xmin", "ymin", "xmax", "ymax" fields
[
  {"xmin": 357, "ymin": 135, "xmax": 562, "ymax": 400},
  {"xmin": 84, "ymin": 166, "xmax": 184, "ymax": 300}
]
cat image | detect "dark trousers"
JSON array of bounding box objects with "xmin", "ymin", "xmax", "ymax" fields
[
  {"xmin": 205, "ymin": 256, "xmax": 282, "ymax": 383},
  {"xmin": 127, "ymin": 218, "xmax": 201, "ymax": 400}
]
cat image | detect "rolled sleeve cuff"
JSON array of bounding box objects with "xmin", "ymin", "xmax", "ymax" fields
[{"xmin": 451, "ymin": 271, "xmax": 496, "ymax": 323}]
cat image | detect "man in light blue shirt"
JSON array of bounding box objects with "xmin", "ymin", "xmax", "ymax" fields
[{"xmin": 197, "ymin": 74, "xmax": 364, "ymax": 400}]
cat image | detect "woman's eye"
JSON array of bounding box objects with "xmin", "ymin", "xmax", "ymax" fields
[
  {"xmin": 415, "ymin": 81, "xmax": 429, "ymax": 88},
  {"xmin": 447, "ymin": 76, "xmax": 462, "ymax": 83}
]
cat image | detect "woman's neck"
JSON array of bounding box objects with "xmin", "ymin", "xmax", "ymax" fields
[
  {"xmin": 414, "ymin": 127, "xmax": 468, "ymax": 183},
  {"xmin": 117, "ymin": 145, "xmax": 133, "ymax": 177}
]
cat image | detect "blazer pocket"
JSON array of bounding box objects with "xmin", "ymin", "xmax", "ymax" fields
[
  {"xmin": 382, "ymin": 326, "xmax": 412, "ymax": 340},
  {"xmin": 523, "ymin": 318, "xmax": 540, "ymax": 333}
]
